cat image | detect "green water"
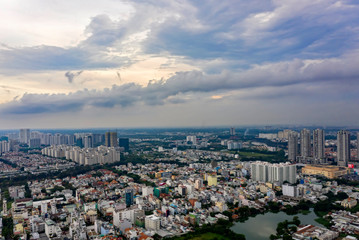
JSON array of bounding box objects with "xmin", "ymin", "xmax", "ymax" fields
[{"xmin": 230, "ymin": 210, "xmax": 323, "ymax": 240}]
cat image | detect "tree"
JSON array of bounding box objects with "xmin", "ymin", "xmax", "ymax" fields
[
  {"xmin": 337, "ymin": 192, "xmax": 349, "ymax": 201},
  {"xmin": 293, "ymin": 216, "xmax": 300, "ymax": 226},
  {"xmin": 283, "ymin": 234, "xmax": 293, "ymax": 240},
  {"xmin": 270, "ymin": 234, "xmax": 278, "ymax": 240}
]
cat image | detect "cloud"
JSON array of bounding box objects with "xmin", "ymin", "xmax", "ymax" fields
[
  {"xmin": 65, "ymin": 70, "xmax": 83, "ymax": 83},
  {"xmin": 1, "ymin": 0, "xmax": 359, "ymax": 127},
  {"xmin": 1, "ymin": 50, "xmax": 359, "ymax": 115},
  {"xmin": 1, "ymin": 0, "xmax": 358, "ymax": 75}
]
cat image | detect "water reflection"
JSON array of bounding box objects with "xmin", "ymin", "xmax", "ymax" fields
[{"xmin": 230, "ymin": 210, "xmax": 323, "ymax": 240}]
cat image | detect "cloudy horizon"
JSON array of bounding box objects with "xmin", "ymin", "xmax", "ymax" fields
[{"xmin": 1, "ymin": 0, "xmax": 359, "ymax": 129}]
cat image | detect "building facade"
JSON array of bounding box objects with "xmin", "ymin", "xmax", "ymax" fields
[{"xmin": 337, "ymin": 130, "xmax": 350, "ymax": 167}]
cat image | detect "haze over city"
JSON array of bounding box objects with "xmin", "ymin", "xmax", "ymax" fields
[{"xmin": 1, "ymin": 0, "xmax": 359, "ymax": 129}]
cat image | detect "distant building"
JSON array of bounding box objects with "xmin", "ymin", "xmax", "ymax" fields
[
  {"xmin": 300, "ymin": 129, "xmax": 311, "ymax": 158},
  {"xmin": 250, "ymin": 161, "xmax": 296, "ymax": 184},
  {"xmin": 83, "ymin": 135, "xmax": 93, "ymax": 148},
  {"xmin": 278, "ymin": 129, "xmax": 292, "ymax": 140},
  {"xmin": 105, "ymin": 132, "xmax": 118, "ymax": 147},
  {"xmin": 119, "ymin": 138, "xmax": 130, "ymax": 151},
  {"xmin": 313, "ymin": 129, "xmax": 325, "ymax": 161},
  {"xmin": 19, "ymin": 129, "xmax": 30, "ymax": 144},
  {"xmin": 258, "ymin": 133, "xmax": 278, "ymax": 140},
  {"xmin": 288, "ymin": 131, "xmax": 298, "ymax": 161},
  {"xmin": 186, "ymin": 136, "xmax": 197, "ymax": 145},
  {"xmin": 337, "ymin": 130, "xmax": 350, "ymax": 167},
  {"xmin": 302, "ymin": 165, "xmax": 349, "ymax": 179},
  {"xmin": 230, "ymin": 127, "xmax": 236, "ymax": 136}
]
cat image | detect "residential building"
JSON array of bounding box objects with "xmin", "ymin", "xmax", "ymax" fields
[
  {"xmin": 145, "ymin": 215, "xmax": 160, "ymax": 231},
  {"xmin": 251, "ymin": 161, "xmax": 296, "ymax": 184},
  {"xmin": 313, "ymin": 129, "xmax": 325, "ymax": 161},
  {"xmin": 105, "ymin": 132, "xmax": 118, "ymax": 147},
  {"xmin": 288, "ymin": 132, "xmax": 298, "ymax": 161},
  {"xmin": 19, "ymin": 129, "xmax": 30, "ymax": 144},
  {"xmin": 300, "ymin": 129, "xmax": 311, "ymax": 158},
  {"xmin": 337, "ymin": 130, "xmax": 350, "ymax": 167}
]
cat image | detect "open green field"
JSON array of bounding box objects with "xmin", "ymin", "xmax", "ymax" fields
[
  {"xmin": 174, "ymin": 232, "xmax": 231, "ymax": 240},
  {"xmin": 236, "ymin": 151, "xmax": 274, "ymax": 157}
]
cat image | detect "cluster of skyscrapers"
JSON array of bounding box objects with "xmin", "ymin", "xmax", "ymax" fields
[
  {"xmin": 288, "ymin": 129, "xmax": 356, "ymax": 167},
  {"xmin": 288, "ymin": 129, "xmax": 326, "ymax": 164}
]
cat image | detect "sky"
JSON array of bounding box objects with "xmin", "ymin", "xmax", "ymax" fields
[{"xmin": 1, "ymin": 0, "xmax": 359, "ymax": 129}]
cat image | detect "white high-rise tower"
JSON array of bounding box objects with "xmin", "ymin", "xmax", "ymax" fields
[{"xmin": 19, "ymin": 129, "xmax": 30, "ymax": 144}]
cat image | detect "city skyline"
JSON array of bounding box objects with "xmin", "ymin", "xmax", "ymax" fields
[{"xmin": 1, "ymin": 1, "xmax": 359, "ymax": 128}]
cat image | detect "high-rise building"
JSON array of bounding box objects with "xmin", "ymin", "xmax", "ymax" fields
[
  {"xmin": 19, "ymin": 129, "xmax": 30, "ymax": 144},
  {"xmin": 288, "ymin": 131, "xmax": 298, "ymax": 161},
  {"xmin": 230, "ymin": 127, "xmax": 236, "ymax": 136},
  {"xmin": 251, "ymin": 161, "xmax": 296, "ymax": 184},
  {"xmin": 119, "ymin": 138, "xmax": 130, "ymax": 151},
  {"xmin": 300, "ymin": 129, "xmax": 311, "ymax": 157},
  {"xmin": 278, "ymin": 129, "xmax": 292, "ymax": 140},
  {"xmin": 29, "ymin": 139, "xmax": 41, "ymax": 148},
  {"xmin": 313, "ymin": 129, "xmax": 325, "ymax": 161},
  {"xmin": 186, "ymin": 136, "xmax": 197, "ymax": 145},
  {"xmin": 357, "ymin": 132, "xmax": 359, "ymax": 160},
  {"xmin": 83, "ymin": 135, "xmax": 93, "ymax": 148},
  {"xmin": 105, "ymin": 132, "xmax": 118, "ymax": 147},
  {"xmin": 337, "ymin": 130, "xmax": 350, "ymax": 167},
  {"xmin": 125, "ymin": 189, "xmax": 134, "ymax": 207}
]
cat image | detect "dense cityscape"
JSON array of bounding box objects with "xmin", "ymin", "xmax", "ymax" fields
[
  {"xmin": 0, "ymin": 127, "xmax": 358, "ymax": 239},
  {"xmin": 2, "ymin": 0, "xmax": 359, "ymax": 240}
]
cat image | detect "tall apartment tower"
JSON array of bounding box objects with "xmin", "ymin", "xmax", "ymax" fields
[
  {"xmin": 288, "ymin": 132, "xmax": 298, "ymax": 161},
  {"xmin": 19, "ymin": 129, "xmax": 30, "ymax": 144},
  {"xmin": 230, "ymin": 127, "xmax": 236, "ymax": 136},
  {"xmin": 250, "ymin": 162, "xmax": 296, "ymax": 184},
  {"xmin": 337, "ymin": 130, "xmax": 350, "ymax": 167},
  {"xmin": 83, "ymin": 135, "xmax": 93, "ymax": 148},
  {"xmin": 300, "ymin": 129, "xmax": 311, "ymax": 157},
  {"xmin": 313, "ymin": 129, "xmax": 325, "ymax": 160},
  {"xmin": 357, "ymin": 132, "xmax": 359, "ymax": 160},
  {"xmin": 105, "ymin": 132, "xmax": 118, "ymax": 147}
]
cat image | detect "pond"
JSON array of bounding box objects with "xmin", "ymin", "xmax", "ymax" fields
[{"xmin": 230, "ymin": 210, "xmax": 323, "ymax": 240}]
